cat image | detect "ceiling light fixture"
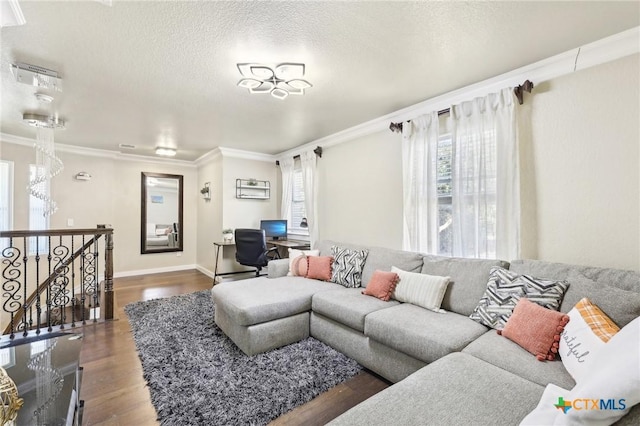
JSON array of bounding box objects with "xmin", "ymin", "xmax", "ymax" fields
[
  {"xmin": 237, "ymin": 63, "xmax": 312, "ymax": 99},
  {"xmin": 11, "ymin": 63, "xmax": 62, "ymax": 91},
  {"xmin": 35, "ymin": 93, "xmax": 54, "ymax": 103},
  {"xmin": 22, "ymin": 113, "xmax": 65, "ymax": 129},
  {"xmin": 155, "ymin": 147, "xmax": 177, "ymax": 157}
]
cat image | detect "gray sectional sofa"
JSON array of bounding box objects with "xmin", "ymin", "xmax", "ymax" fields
[{"xmin": 211, "ymin": 240, "xmax": 640, "ymax": 425}]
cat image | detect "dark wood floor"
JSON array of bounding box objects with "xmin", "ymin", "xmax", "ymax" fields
[{"xmin": 80, "ymin": 269, "xmax": 389, "ymax": 425}]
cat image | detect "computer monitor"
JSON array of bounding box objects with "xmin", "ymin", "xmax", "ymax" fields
[{"xmin": 260, "ymin": 220, "xmax": 287, "ymax": 241}]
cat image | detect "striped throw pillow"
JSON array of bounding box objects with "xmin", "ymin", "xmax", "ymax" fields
[
  {"xmin": 391, "ymin": 266, "xmax": 450, "ymax": 312},
  {"xmin": 560, "ymin": 297, "xmax": 620, "ymax": 382}
]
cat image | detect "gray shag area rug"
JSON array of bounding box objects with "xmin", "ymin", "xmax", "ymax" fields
[{"xmin": 124, "ymin": 290, "xmax": 362, "ymax": 425}]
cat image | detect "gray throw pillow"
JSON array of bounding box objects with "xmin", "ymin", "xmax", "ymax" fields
[
  {"xmin": 470, "ymin": 266, "xmax": 570, "ymax": 329},
  {"xmin": 330, "ymin": 245, "xmax": 369, "ymax": 288}
]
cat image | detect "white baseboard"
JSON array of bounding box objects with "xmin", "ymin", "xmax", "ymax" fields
[
  {"xmin": 114, "ymin": 264, "xmax": 197, "ymax": 278},
  {"xmin": 195, "ymin": 265, "xmax": 215, "ymax": 279}
]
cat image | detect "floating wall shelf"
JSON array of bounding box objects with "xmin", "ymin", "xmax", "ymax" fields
[{"xmin": 236, "ymin": 179, "xmax": 270, "ymax": 200}]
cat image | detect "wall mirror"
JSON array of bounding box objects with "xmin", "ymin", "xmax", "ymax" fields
[{"xmin": 141, "ymin": 172, "xmax": 184, "ymax": 254}]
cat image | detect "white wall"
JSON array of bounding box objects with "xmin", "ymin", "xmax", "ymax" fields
[
  {"xmin": 0, "ymin": 143, "xmax": 199, "ymax": 275},
  {"xmin": 196, "ymin": 155, "xmax": 223, "ymax": 274},
  {"xmin": 521, "ymin": 53, "xmax": 639, "ymax": 270},
  {"xmin": 317, "ymin": 130, "xmax": 403, "ymax": 249},
  {"xmin": 218, "ymin": 156, "xmax": 279, "ymax": 272},
  {"xmin": 315, "ymin": 54, "xmax": 640, "ymax": 271}
]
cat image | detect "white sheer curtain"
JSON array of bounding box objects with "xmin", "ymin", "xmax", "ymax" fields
[
  {"xmin": 300, "ymin": 150, "xmax": 318, "ymax": 247},
  {"xmin": 279, "ymin": 157, "xmax": 295, "ymax": 223},
  {"xmin": 450, "ymin": 88, "xmax": 520, "ymax": 260},
  {"xmin": 401, "ymin": 112, "xmax": 440, "ymax": 253}
]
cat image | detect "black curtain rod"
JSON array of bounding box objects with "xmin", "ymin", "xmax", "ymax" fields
[
  {"xmin": 275, "ymin": 146, "xmax": 323, "ymax": 165},
  {"xmin": 389, "ymin": 79, "xmax": 534, "ymax": 134}
]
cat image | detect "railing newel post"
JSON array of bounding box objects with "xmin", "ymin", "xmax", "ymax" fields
[{"xmin": 104, "ymin": 228, "xmax": 114, "ymax": 321}]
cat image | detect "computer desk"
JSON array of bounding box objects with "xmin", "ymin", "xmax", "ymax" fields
[
  {"xmin": 212, "ymin": 239, "xmax": 311, "ymax": 284},
  {"xmin": 267, "ymin": 239, "xmax": 311, "ymax": 258}
]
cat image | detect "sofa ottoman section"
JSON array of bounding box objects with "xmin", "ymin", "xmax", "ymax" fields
[
  {"xmin": 211, "ymin": 276, "xmax": 344, "ymax": 355},
  {"xmin": 310, "ymin": 312, "xmax": 426, "ymax": 383},
  {"xmin": 463, "ymin": 330, "xmax": 576, "ymax": 389},
  {"xmin": 215, "ymin": 305, "xmax": 309, "ymax": 356},
  {"xmin": 365, "ymin": 303, "xmax": 488, "ymax": 364},
  {"xmin": 312, "ymin": 288, "xmax": 400, "ymax": 332},
  {"xmin": 328, "ymin": 352, "xmax": 544, "ymax": 426}
]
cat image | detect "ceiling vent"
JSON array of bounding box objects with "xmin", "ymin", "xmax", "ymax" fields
[{"xmin": 11, "ymin": 63, "xmax": 62, "ymax": 91}]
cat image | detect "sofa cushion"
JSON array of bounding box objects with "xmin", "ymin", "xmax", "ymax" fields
[
  {"xmin": 509, "ymin": 259, "xmax": 640, "ymax": 327},
  {"xmin": 462, "ymin": 330, "xmax": 576, "ymax": 389},
  {"xmin": 328, "ymin": 352, "xmax": 544, "ymax": 426},
  {"xmin": 316, "ymin": 240, "xmax": 424, "ymax": 287},
  {"xmin": 364, "ymin": 303, "xmax": 487, "ymax": 363},
  {"xmin": 312, "ymin": 288, "xmax": 399, "ymax": 332},
  {"xmin": 421, "ymin": 255, "xmax": 510, "ymax": 316},
  {"xmin": 211, "ymin": 276, "xmax": 343, "ymax": 326}
]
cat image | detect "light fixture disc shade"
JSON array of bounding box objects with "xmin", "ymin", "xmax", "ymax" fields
[
  {"xmin": 275, "ymin": 63, "xmax": 305, "ymax": 79},
  {"xmin": 249, "ymin": 82, "xmax": 274, "ymax": 94},
  {"xmin": 249, "ymin": 66, "xmax": 275, "ymax": 79},
  {"xmin": 237, "ymin": 63, "xmax": 254, "ymax": 77},
  {"xmin": 285, "ymin": 79, "xmax": 312, "ymax": 90},
  {"xmin": 270, "ymin": 88, "xmax": 289, "ymax": 100},
  {"xmin": 237, "ymin": 78, "xmax": 262, "ymax": 89},
  {"xmin": 155, "ymin": 147, "xmax": 177, "ymax": 157},
  {"xmin": 278, "ymin": 83, "xmax": 303, "ymax": 95}
]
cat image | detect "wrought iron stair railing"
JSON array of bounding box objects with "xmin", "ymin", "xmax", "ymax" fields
[{"xmin": 0, "ymin": 226, "xmax": 114, "ymax": 339}]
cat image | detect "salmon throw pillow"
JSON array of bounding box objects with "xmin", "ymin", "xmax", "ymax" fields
[
  {"xmin": 362, "ymin": 270, "xmax": 400, "ymax": 301},
  {"xmin": 498, "ymin": 298, "xmax": 570, "ymax": 361},
  {"xmin": 306, "ymin": 256, "xmax": 333, "ymax": 281}
]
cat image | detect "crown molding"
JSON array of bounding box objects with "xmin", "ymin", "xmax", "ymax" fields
[
  {"xmin": 1, "ymin": 132, "xmax": 196, "ymax": 167},
  {"xmin": 218, "ymin": 147, "xmax": 276, "ymax": 163},
  {"xmin": 195, "ymin": 146, "xmax": 276, "ymax": 168},
  {"xmin": 194, "ymin": 148, "xmax": 222, "ymax": 167},
  {"xmin": 0, "ymin": 0, "xmax": 26, "ymax": 27},
  {"xmin": 277, "ymin": 26, "xmax": 640, "ymax": 159}
]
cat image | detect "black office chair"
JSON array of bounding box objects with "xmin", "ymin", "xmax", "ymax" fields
[{"xmin": 234, "ymin": 229, "xmax": 280, "ymax": 277}]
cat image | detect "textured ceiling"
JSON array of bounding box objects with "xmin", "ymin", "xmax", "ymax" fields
[{"xmin": 1, "ymin": 1, "xmax": 638, "ymax": 160}]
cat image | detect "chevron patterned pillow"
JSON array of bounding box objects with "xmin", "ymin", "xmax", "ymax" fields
[
  {"xmin": 330, "ymin": 246, "xmax": 369, "ymax": 288},
  {"xmin": 470, "ymin": 266, "xmax": 570, "ymax": 329}
]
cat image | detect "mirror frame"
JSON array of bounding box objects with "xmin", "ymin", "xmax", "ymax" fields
[{"xmin": 140, "ymin": 172, "xmax": 184, "ymax": 254}]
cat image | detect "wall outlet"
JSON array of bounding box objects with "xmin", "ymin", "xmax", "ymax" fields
[{"xmin": 67, "ymin": 218, "xmax": 74, "ymax": 227}]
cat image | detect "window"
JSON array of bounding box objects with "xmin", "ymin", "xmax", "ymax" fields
[
  {"xmin": 288, "ymin": 168, "xmax": 308, "ymax": 236},
  {"xmin": 29, "ymin": 164, "xmax": 50, "ymax": 255},
  {"xmin": 0, "ymin": 161, "xmax": 13, "ymax": 251},
  {"xmin": 435, "ymin": 131, "xmax": 498, "ymax": 257},
  {"xmin": 436, "ymin": 135, "xmax": 453, "ymax": 256}
]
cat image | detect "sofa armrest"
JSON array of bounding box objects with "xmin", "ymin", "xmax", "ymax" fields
[{"xmin": 268, "ymin": 258, "xmax": 290, "ymax": 278}]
